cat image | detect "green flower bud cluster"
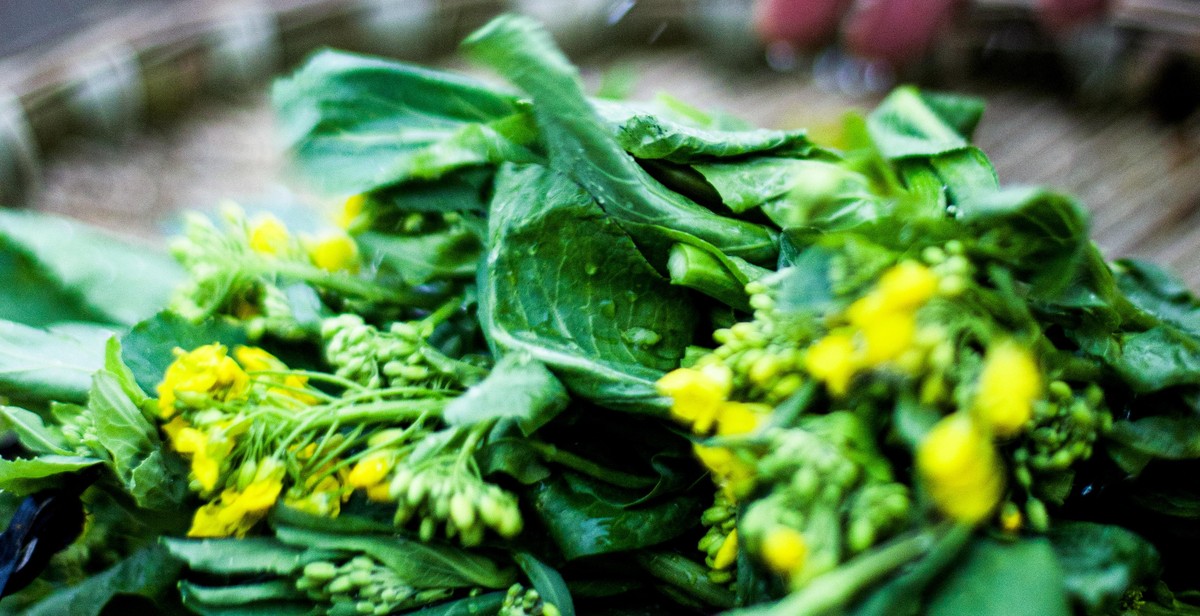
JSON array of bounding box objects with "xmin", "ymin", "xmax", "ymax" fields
[
  {"xmin": 387, "ymin": 464, "xmax": 523, "ymax": 546},
  {"xmin": 499, "ymin": 583, "xmax": 561, "ymax": 616},
  {"xmin": 705, "ymin": 290, "xmax": 810, "ymax": 407},
  {"xmin": 741, "ymin": 419, "xmax": 911, "ymax": 584},
  {"xmin": 697, "ymin": 490, "xmax": 738, "ymax": 584},
  {"xmin": 56, "ymin": 404, "xmax": 100, "ymax": 457},
  {"xmin": 920, "ymin": 241, "xmax": 972, "ymax": 298},
  {"xmin": 169, "ymin": 209, "xmax": 259, "ymax": 321},
  {"xmin": 1015, "ymin": 381, "xmax": 1112, "ymax": 475},
  {"xmin": 321, "ymin": 314, "xmax": 436, "ymax": 389},
  {"xmin": 297, "ymin": 556, "xmax": 452, "ymax": 615},
  {"xmin": 244, "ymin": 283, "xmax": 308, "ymax": 341}
]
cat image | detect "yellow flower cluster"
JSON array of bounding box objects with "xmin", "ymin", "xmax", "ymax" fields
[
  {"xmin": 804, "ymin": 261, "xmax": 939, "ymax": 396},
  {"xmin": 169, "ymin": 420, "xmax": 243, "ymax": 493},
  {"xmin": 283, "ymin": 444, "xmax": 351, "ymax": 518},
  {"xmin": 189, "ymin": 458, "xmax": 285, "ymax": 538},
  {"xmin": 658, "ymin": 365, "xmax": 768, "ymax": 500},
  {"xmin": 657, "ymin": 364, "xmax": 769, "ymax": 437},
  {"xmin": 156, "ymin": 344, "xmax": 249, "ymax": 419},
  {"xmin": 232, "ymin": 346, "xmax": 319, "ymax": 405},
  {"xmin": 916, "ymin": 413, "xmax": 1004, "ymax": 523},
  {"xmin": 711, "ymin": 529, "xmax": 739, "ymax": 570},
  {"xmin": 347, "ymin": 450, "xmax": 398, "ymax": 502},
  {"xmin": 972, "ymin": 341, "xmax": 1041, "ymax": 437}
]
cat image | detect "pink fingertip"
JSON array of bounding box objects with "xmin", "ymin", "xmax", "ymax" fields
[
  {"xmin": 844, "ymin": 0, "xmax": 959, "ymax": 65},
  {"xmin": 754, "ymin": 0, "xmax": 854, "ymax": 47}
]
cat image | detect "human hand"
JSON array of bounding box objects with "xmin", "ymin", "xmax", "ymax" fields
[{"xmin": 753, "ymin": 0, "xmax": 1110, "ymax": 66}]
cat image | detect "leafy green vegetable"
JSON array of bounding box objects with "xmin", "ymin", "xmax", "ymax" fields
[
  {"xmin": 444, "ymin": 353, "xmax": 568, "ymax": 435},
  {"xmin": 120, "ymin": 311, "xmax": 246, "ymax": 394},
  {"xmin": 479, "ymin": 164, "xmax": 696, "ymax": 413},
  {"xmin": 924, "ymin": 537, "xmax": 1071, "ymax": 616},
  {"xmin": 0, "ymin": 210, "xmax": 182, "ymax": 326},
  {"xmin": 462, "ymin": 15, "xmax": 778, "ymax": 265},
  {"xmin": 163, "ymin": 537, "xmax": 330, "ymax": 576},
  {"xmin": 0, "ymin": 405, "xmax": 71, "ymax": 455},
  {"xmin": 0, "ymin": 320, "xmax": 114, "ymax": 405},
  {"xmin": 1114, "ymin": 327, "xmax": 1200, "ymax": 392},
  {"xmin": 513, "ymin": 552, "xmax": 575, "ymax": 616},
  {"xmin": 1047, "ymin": 522, "xmax": 1160, "ymax": 615},
  {"xmin": 866, "ymin": 87, "xmax": 983, "ymax": 159},
  {"xmin": 20, "ymin": 544, "xmax": 183, "ymax": 616},
  {"xmin": 273, "ymin": 50, "xmax": 540, "ymax": 195},
  {"xmin": 0, "ymin": 455, "xmax": 100, "ymax": 494}
]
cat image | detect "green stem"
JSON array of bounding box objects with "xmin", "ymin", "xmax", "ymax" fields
[
  {"xmin": 307, "ymin": 398, "xmax": 445, "ymax": 429},
  {"xmin": 256, "ymin": 260, "xmax": 416, "ymax": 305},
  {"xmin": 634, "ymin": 551, "xmax": 735, "ymax": 610},
  {"xmin": 738, "ymin": 527, "xmax": 946, "ymax": 616},
  {"xmin": 525, "ymin": 441, "xmax": 656, "ymax": 490}
]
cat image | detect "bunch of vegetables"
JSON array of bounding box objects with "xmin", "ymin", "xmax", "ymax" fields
[{"xmin": 2, "ymin": 14, "xmax": 1200, "ymax": 616}]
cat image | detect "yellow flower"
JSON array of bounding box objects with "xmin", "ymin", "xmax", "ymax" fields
[
  {"xmin": 715, "ymin": 402, "xmax": 769, "ymax": 436},
  {"xmin": 248, "ymin": 215, "xmax": 290, "ymax": 256},
  {"xmin": 187, "ymin": 461, "xmax": 284, "ymax": 538},
  {"xmin": 233, "ymin": 346, "xmax": 319, "ymax": 405},
  {"xmin": 875, "ymin": 261, "xmax": 938, "ymax": 312},
  {"xmin": 285, "ymin": 471, "xmax": 348, "ymax": 517},
  {"xmin": 972, "ymin": 341, "xmax": 1041, "ymax": 437},
  {"xmin": 347, "ymin": 451, "xmax": 394, "ymax": 489},
  {"xmin": 156, "ymin": 344, "xmax": 249, "ymax": 418},
  {"xmin": 694, "ymin": 444, "xmax": 755, "ymax": 500},
  {"xmin": 712, "ymin": 529, "xmax": 739, "ymax": 570},
  {"xmin": 916, "ymin": 413, "xmax": 1004, "ymax": 523},
  {"xmin": 804, "ymin": 332, "xmax": 858, "ymax": 396},
  {"xmin": 760, "ymin": 526, "xmax": 808, "ymax": 575},
  {"xmin": 657, "ymin": 365, "xmax": 732, "ymax": 433},
  {"xmin": 308, "ymin": 233, "xmax": 359, "ymax": 273},
  {"xmin": 337, "ymin": 194, "xmax": 367, "ymax": 230},
  {"xmin": 858, "ymin": 310, "xmax": 916, "ymax": 366},
  {"xmin": 365, "ymin": 482, "xmax": 393, "ymax": 503},
  {"xmin": 1000, "ymin": 505, "xmax": 1023, "ymax": 533}
]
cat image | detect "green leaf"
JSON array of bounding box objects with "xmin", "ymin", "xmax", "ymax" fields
[
  {"xmin": 479, "ymin": 165, "xmax": 697, "ymax": 413},
  {"xmin": 1113, "ymin": 259, "xmax": 1200, "ymax": 338},
  {"xmin": 1113, "ymin": 327, "xmax": 1200, "ymax": 392},
  {"xmin": 272, "ymin": 525, "xmax": 514, "ymax": 589},
  {"xmin": 178, "ymin": 597, "xmax": 316, "ymax": 616},
  {"xmin": 0, "ymin": 319, "xmax": 114, "ymax": 405},
  {"xmin": 958, "ymin": 187, "xmax": 1091, "ymax": 298},
  {"xmin": 529, "ymin": 471, "xmax": 700, "ymax": 560},
  {"xmin": 272, "ymin": 49, "xmax": 540, "ymax": 195},
  {"xmin": 0, "ymin": 405, "xmax": 71, "ymax": 455},
  {"xmin": 595, "ymin": 99, "xmax": 818, "ymax": 163},
  {"xmin": 693, "ymin": 157, "xmax": 866, "ymax": 216},
  {"xmin": 120, "ymin": 311, "xmax": 247, "ymax": 394},
  {"xmin": 866, "ymin": 87, "xmax": 983, "ymax": 159},
  {"xmin": 0, "ymin": 209, "xmax": 182, "ymax": 326},
  {"xmin": 476, "ymin": 437, "xmax": 552, "ymax": 484},
  {"xmin": 444, "ymin": 353, "xmax": 568, "ymax": 435},
  {"xmin": 178, "ymin": 580, "xmax": 306, "ymax": 607},
  {"xmin": 0, "ymin": 455, "xmax": 101, "ymax": 495},
  {"xmin": 1047, "ymin": 521, "xmax": 1160, "ymax": 615},
  {"xmin": 514, "ymin": 551, "xmax": 576, "ymax": 616},
  {"xmin": 127, "ymin": 449, "xmax": 190, "ymax": 510},
  {"xmin": 22, "ymin": 544, "xmax": 182, "ymax": 616},
  {"xmin": 1108, "ymin": 415, "xmax": 1200, "ymax": 459},
  {"xmin": 462, "ymin": 15, "xmax": 777, "ymax": 265},
  {"xmin": 163, "ymin": 536, "xmax": 328, "ymax": 576},
  {"xmin": 924, "ymin": 537, "xmax": 1070, "ymax": 616},
  {"xmin": 358, "ymin": 226, "xmax": 482, "ymax": 286}
]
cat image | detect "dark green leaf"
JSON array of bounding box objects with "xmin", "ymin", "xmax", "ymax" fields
[
  {"xmin": 462, "ymin": 15, "xmax": 777, "ymax": 265},
  {"xmin": 22, "ymin": 544, "xmax": 182, "ymax": 616},
  {"xmin": 693, "ymin": 157, "xmax": 866, "ymax": 216},
  {"xmin": 1109, "ymin": 415, "xmax": 1200, "ymax": 459},
  {"xmin": 1113, "ymin": 259, "xmax": 1200, "ymax": 338},
  {"xmin": 529, "ymin": 472, "xmax": 701, "ymax": 560},
  {"xmin": 847, "ymin": 525, "xmax": 972, "ymax": 616},
  {"xmin": 1047, "ymin": 521, "xmax": 1160, "ymax": 615},
  {"xmin": 0, "ymin": 320, "xmax": 114, "ymax": 405},
  {"xmin": 273, "ymin": 526, "xmax": 514, "ymax": 589},
  {"xmin": 0, "ymin": 405, "xmax": 71, "ymax": 455},
  {"xmin": 479, "ymin": 165, "xmax": 696, "ymax": 413},
  {"xmin": 444, "ymin": 354, "xmax": 568, "ymax": 435},
  {"xmin": 476, "ymin": 437, "xmax": 552, "ymax": 484},
  {"xmin": 924, "ymin": 537, "xmax": 1070, "ymax": 616},
  {"xmin": 120, "ymin": 311, "xmax": 247, "ymax": 395},
  {"xmin": 1113, "ymin": 327, "xmax": 1200, "ymax": 392},
  {"xmin": 0, "ymin": 210, "xmax": 182, "ymax": 326},
  {"xmin": 273, "ymin": 50, "xmax": 539, "ymax": 195},
  {"xmin": 927, "ymin": 147, "xmax": 998, "ymax": 206},
  {"xmin": 0, "ymin": 455, "xmax": 101, "ymax": 495},
  {"xmin": 178, "ymin": 599, "xmax": 316, "ymax": 616},
  {"xmin": 514, "ymin": 551, "xmax": 576, "ymax": 616}
]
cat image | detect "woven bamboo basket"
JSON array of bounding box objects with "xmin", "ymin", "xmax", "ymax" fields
[{"xmin": 1, "ymin": 0, "xmax": 1197, "ymax": 287}]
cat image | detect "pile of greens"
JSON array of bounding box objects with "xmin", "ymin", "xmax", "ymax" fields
[{"xmin": 3, "ymin": 14, "xmax": 1200, "ymax": 616}]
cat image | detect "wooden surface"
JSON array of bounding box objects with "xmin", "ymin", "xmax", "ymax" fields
[{"xmin": 25, "ymin": 44, "xmax": 1199, "ymax": 289}]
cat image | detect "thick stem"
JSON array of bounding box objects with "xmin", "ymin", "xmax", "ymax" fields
[
  {"xmin": 525, "ymin": 441, "xmax": 656, "ymax": 490},
  {"xmin": 634, "ymin": 551, "xmax": 736, "ymax": 610}
]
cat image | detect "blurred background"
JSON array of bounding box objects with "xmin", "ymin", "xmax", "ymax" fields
[{"xmin": 0, "ymin": 0, "xmax": 1198, "ymax": 285}]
